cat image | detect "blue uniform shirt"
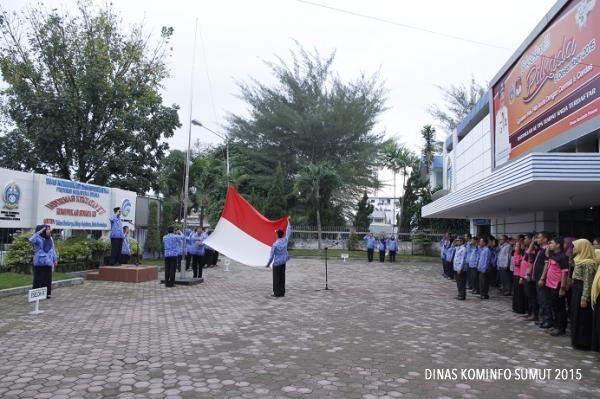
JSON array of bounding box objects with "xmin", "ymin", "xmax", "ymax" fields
[
  {"xmin": 453, "ymin": 245, "xmax": 468, "ymax": 272},
  {"xmin": 267, "ymin": 224, "xmax": 292, "ymax": 267},
  {"xmin": 29, "ymin": 231, "xmax": 59, "ymax": 267},
  {"xmin": 445, "ymin": 246, "xmax": 456, "ymax": 263},
  {"xmin": 386, "ymin": 239, "xmax": 398, "ymax": 252},
  {"xmin": 468, "ymin": 246, "xmax": 480, "ymax": 268},
  {"xmin": 109, "ymin": 214, "xmax": 124, "ymax": 238},
  {"xmin": 377, "ymin": 238, "xmax": 386, "ymax": 252},
  {"xmin": 121, "ymin": 237, "xmax": 130, "ymax": 255},
  {"xmin": 364, "ymin": 235, "xmax": 376, "ymax": 250},
  {"xmin": 163, "ymin": 233, "xmax": 184, "ymax": 258},
  {"xmin": 189, "ymin": 232, "xmax": 207, "ymax": 256},
  {"xmin": 477, "ymin": 246, "xmax": 492, "ymax": 273}
]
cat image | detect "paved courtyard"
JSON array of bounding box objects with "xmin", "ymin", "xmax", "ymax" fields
[{"xmin": 1, "ymin": 257, "xmax": 600, "ymax": 399}]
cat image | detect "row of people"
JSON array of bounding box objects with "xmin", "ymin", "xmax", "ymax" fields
[
  {"xmin": 440, "ymin": 231, "xmax": 600, "ymax": 350},
  {"xmin": 363, "ymin": 232, "xmax": 399, "ymax": 262},
  {"xmin": 162, "ymin": 226, "xmax": 218, "ymax": 287}
]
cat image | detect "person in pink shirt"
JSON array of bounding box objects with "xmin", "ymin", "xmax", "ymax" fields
[{"xmin": 539, "ymin": 236, "xmax": 569, "ymax": 336}]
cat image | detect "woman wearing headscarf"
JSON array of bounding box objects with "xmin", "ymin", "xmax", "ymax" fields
[
  {"xmin": 571, "ymin": 239, "xmax": 598, "ymax": 349},
  {"xmin": 29, "ymin": 224, "xmax": 59, "ymax": 298},
  {"xmin": 591, "ymin": 245, "xmax": 600, "ymax": 351}
]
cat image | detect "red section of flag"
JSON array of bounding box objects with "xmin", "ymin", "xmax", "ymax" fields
[{"xmin": 221, "ymin": 186, "xmax": 288, "ymax": 246}]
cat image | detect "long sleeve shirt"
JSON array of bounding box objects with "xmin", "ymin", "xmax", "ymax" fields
[
  {"xmin": 445, "ymin": 246, "xmax": 456, "ymax": 263},
  {"xmin": 453, "ymin": 245, "xmax": 468, "ymax": 272},
  {"xmin": 189, "ymin": 232, "xmax": 207, "ymax": 256},
  {"xmin": 121, "ymin": 236, "xmax": 130, "ymax": 255},
  {"xmin": 572, "ymin": 260, "xmax": 599, "ymax": 301},
  {"xmin": 477, "ymin": 246, "xmax": 492, "ymax": 273},
  {"xmin": 29, "ymin": 231, "xmax": 58, "ymax": 267},
  {"xmin": 163, "ymin": 233, "xmax": 184, "ymax": 257},
  {"xmin": 468, "ymin": 246, "xmax": 480, "ymax": 268},
  {"xmin": 364, "ymin": 235, "xmax": 376, "ymax": 250},
  {"xmin": 109, "ymin": 214, "xmax": 124, "ymax": 238},
  {"xmin": 386, "ymin": 239, "xmax": 398, "ymax": 252},
  {"xmin": 497, "ymin": 243, "xmax": 512, "ymax": 269},
  {"xmin": 267, "ymin": 224, "xmax": 292, "ymax": 267}
]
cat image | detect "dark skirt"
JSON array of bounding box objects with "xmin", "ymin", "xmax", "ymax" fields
[
  {"xmin": 512, "ymin": 275, "xmax": 528, "ymax": 314},
  {"xmin": 591, "ymin": 294, "xmax": 600, "ymax": 352},
  {"xmin": 571, "ymin": 279, "xmax": 593, "ymax": 349}
]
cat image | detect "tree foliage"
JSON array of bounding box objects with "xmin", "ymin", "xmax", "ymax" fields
[
  {"xmin": 0, "ymin": 1, "xmax": 180, "ymax": 193},
  {"xmin": 144, "ymin": 201, "xmax": 162, "ymax": 257},
  {"xmin": 353, "ymin": 191, "xmax": 373, "ymax": 230},
  {"xmin": 427, "ymin": 77, "xmax": 486, "ymax": 134},
  {"xmin": 227, "ymin": 45, "xmax": 387, "ymax": 223}
]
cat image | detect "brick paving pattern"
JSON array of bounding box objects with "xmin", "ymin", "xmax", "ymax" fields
[{"xmin": 1, "ymin": 258, "xmax": 599, "ymax": 398}]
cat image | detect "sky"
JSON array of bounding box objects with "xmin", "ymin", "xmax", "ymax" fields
[{"xmin": 2, "ymin": 0, "xmax": 558, "ymax": 195}]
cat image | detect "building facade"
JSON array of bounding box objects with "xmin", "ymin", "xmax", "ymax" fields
[{"xmin": 423, "ymin": 0, "xmax": 600, "ymax": 239}]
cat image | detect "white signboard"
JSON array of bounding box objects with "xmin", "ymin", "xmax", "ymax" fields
[
  {"xmin": 28, "ymin": 287, "xmax": 47, "ymax": 302},
  {"xmin": 0, "ymin": 169, "xmax": 36, "ymax": 228},
  {"xmin": 112, "ymin": 188, "xmax": 137, "ymax": 230}
]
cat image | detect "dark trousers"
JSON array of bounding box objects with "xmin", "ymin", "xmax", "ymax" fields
[
  {"xmin": 499, "ymin": 268, "xmax": 513, "ymax": 294},
  {"xmin": 185, "ymin": 254, "xmax": 192, "ymax": 270},
  {"xmin": 526, "ymin": 280, "xmax": 539, "ymax": 318},
  {"xmin": 120, "ymin": 254, "xmax": 130, "ymax": 265},
  {"xmin": 192, "ymin": 254, "xmax": 204, "ymax": 278},
  {"xmin": 548, "ymin": 286, "xmax": 567, "ymax": 332},
  {"xmin": 379, "ymin": 251, "xmax": 385, "ymax": 262},
  {"xmin": 110, "ymin": 238, "xmax": 123, "ymax": 265},
  {"xmin": 367, "ymin": 249, "xmax": 374, "ymax": 262},
  {"xmin": 456, "ymin": 270, "xmax": 467, "ymax": 298},
  {"xmin": 164, "ymin": 256, "xmax": 177, "ymax": 287},
  {"xmin": 389, "ymin": 251, "xmax": 396, "ymax": 262},
  {"xmin": 33, "ymin": 266, "xmax": 52, "ymax": 296},
  {"xmin": 479, "ymin": 271, "xmax": 490, "ymax": 297},
  {"xmin": 468, "ymin": 268, "xmax": 479, "ymax": 292},
  {"xmin": 444, "ymin": 260, "xmax": 454, "ymax": 279},
  {"xmin": 273, "ymin": 264, "xmax": 286, "ymax": 297},
  {"xmin": 539, "ymin": 285, "xmax": 552, "ymax": 325},
  {"xmin": 211, "ymin": 250, "xmax": 219, "ymax": 266},
  {"xmin": 176, "ymin": 255, "xmax": 183, "ymax": 272}
]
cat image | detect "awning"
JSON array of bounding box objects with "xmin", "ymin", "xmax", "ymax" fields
[{"xmin": 422, "ymin": 153, "xmax": 600, "ymax": 219}]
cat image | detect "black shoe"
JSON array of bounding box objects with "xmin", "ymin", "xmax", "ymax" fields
[
  {"xmin": 550, "ymin": 329, "xmax": 566, "ymax": 336},
  {"xmin": 472, "ymin": 290, "xmax": 480, "ymax": 295},
  {"xmin": 480, "ymin": 295, "xmax": 489, "ymax": 300},
  {"xmin": 457, "ymin": 296, "xmax": 466, "ymax": 300},
  {"xmin": 539, "ymin": 323, "xmax": 553, "ymax": 329}
]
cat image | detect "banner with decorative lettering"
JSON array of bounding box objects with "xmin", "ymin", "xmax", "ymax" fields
[{"xmin": 492, "ymin": 0, "xmax": 600, "ymax": 168}]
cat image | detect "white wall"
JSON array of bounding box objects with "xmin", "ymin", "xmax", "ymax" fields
[
  {"xmin": 490, "ymin": 211, "xmax": 559, "ymax": 236},
  {"xmin": 453, "ymin": 115, "xmax": 492, "ymax": 191}
]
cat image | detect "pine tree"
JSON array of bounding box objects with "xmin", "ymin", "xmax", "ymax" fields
[{"xmin": 354, "ymin": 192, "xmax": 374, "ymax": 231}]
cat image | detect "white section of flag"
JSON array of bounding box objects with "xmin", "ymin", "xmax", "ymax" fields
[{"xmin": 204, "ymin": 217, "xmax": 272, "ymax": 267}]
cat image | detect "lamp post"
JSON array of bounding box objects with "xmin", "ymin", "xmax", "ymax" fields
[{"xmin": 191, "ymin": 119, "xmax": 229, "ymax": 179}]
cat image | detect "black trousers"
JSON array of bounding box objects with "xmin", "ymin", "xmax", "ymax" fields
[
  {"xmin": 273, "ymin": 264, "xmax": 286, "ymax": 297},
  {"xmin": 379, "ymin": 251, "xmax": 385, "ymax": 262},
  {"xmin": 526, "ymin": 280, "xmax": 539, "ymax": 318},
  {"xmin": 33, "ymin": 266, "xmax": 52, "ymax": 296},
  {"xmin": 444, "ymin": 260, "xmax": 454, "ymax": 279},
  {"xmin": 548, "ymin": 286, "xmax": 567, "ymax": 332},
  {"xmin": 389, "ymin": 251, "xmax": 396, "ymax": 262},
  {"xmin": 468, "ymin": 268, "xmax": 479, "ymax": 291},
  {"xmin": 192, "ymin": 254, "xmax": 204, "ymax": 278},
  {"xmin": 499, "ymin": 268, "xmax": 513, "ymax": 294},
  {"xmin": 164, "ymin": 256, "xmax": 177, "ymax": 287},
  {"xmin": 185, "ymin": 253, "xmax": 192, "ymax": 270},
  {"xmin": 367, "ymin": 249, "xmax": 374, "ymax": 262},
  {"xmin": 479, "ymin": 270, "xmax": 490, "ymax": 297},
  {"xmin": 455, "ymin": 270, "xmax": 467, "ymax": 298},
  {"xmin": 110, "ymin": 238, "xmax": 123, "ymax": 265}
]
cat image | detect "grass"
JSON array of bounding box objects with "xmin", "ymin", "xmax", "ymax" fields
[{"xmin": 0, "ymin": 272, "xmax": 73, "ymax": 290}]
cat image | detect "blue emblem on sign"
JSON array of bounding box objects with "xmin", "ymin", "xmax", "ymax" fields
[
  {"xmin": 3, "ymin": 182, "xmax": 20, "ymax": 209},
  {"xmin": 121, "ymin": 198, "xmax": 132, "ymax": 217}
]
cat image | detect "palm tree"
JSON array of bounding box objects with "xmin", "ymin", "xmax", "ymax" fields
[{"xmin": 295, "ymin": 162, "xmax": 341, "ymax": 249}]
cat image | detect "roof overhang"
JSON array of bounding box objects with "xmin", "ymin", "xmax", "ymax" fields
[{"xmin": 422, "ymin": 153, "xmax": 600, "ymax": 219}]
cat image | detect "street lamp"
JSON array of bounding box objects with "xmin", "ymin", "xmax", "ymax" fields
[{"xmin": 191, "ymin": 119, "xmax": 230, "ymax": 179}]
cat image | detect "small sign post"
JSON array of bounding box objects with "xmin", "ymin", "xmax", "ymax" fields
[
  {"xmin": 340, "ymin": 253, "xmax": 349, "ymax": 263},
  {"xmin": 28, "ymin": 287, "xmax": 47, "ymax": 315}
]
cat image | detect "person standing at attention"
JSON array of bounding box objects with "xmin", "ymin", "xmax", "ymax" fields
[
  {"xmin": 163, "ymin": 226, "xmax": 183, "ymax": 287},
  {"xmin": 387, "ymin": 235, "xmax": 398, "ymax": 262},
  {"xmin": 109, "ymin": 207, "xmax": 124, "ymax": 265},
  {"xmin": 266, "ymin": 218, "xmax": 292, "ymax": 297},
  {"xmin": 120, "ymin": 226, "xmax": 130, "ymax": 265},
  {"xmin": 29, "ymin": 224, "xmax": 58, "ymax": 299},
  {"xmin": 364, "ymin": 232, "xmax": 376, "ymax": 262}
]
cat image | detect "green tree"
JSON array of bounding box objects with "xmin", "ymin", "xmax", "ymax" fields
[
  {"xmin": 420, "ymin": 125, "xmax": 437, "ymax": 178},
  {"xmin": 0, "ymin": 1, "xmax": 180, "ymax": 193},
  {"xmin": 427, "ymin": 77, "xmax": 486, "ymax": 134},
  {"xmin": 294, "ymin": 162, "xmax": 341, "ymax": 249},
  {"xmin": 354, "ymin": 191, "xmax": 373, "ymax": 230},
  {"xmin": 263, "ymin": 161, "xmax": 287, "ymax": 219},
  {"xmin": 227, "ymin": 45, "xmax": 386, "ymax": 221},
  {"xmin": 144, "ymin": 201, "xmax": 162, "ymax": 258}
]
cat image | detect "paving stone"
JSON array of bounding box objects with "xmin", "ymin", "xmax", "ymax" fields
[{"xmin": 1, "ymin": 259, "xmax": 600, "ymax": 398}]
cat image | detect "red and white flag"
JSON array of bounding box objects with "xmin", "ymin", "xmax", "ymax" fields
[{"xmin": 204, "ymin": 186, "xmax": 288, "ymax": 267}]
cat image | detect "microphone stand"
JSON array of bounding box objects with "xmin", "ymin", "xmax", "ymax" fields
[{"xmin": 318, "ymin": 241, "xmax": 338, "ymax": 291}]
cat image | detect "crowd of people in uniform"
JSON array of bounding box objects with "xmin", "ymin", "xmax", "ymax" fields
[
  {"xmin": 162, "ymin": 226, "xmax": 219, "ymax": 287},
  {"xmin": 439, "ymin": 231, "xmax": 600, "ymax": 351}
]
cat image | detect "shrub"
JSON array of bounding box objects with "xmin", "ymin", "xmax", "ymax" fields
[
  {"xmin": 347, "ymin": 230, "xmax": 360, "ymax": 251},
  {"xmin": 4, "ymin": 231, "xmax": 34, "ymax": 274}
]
